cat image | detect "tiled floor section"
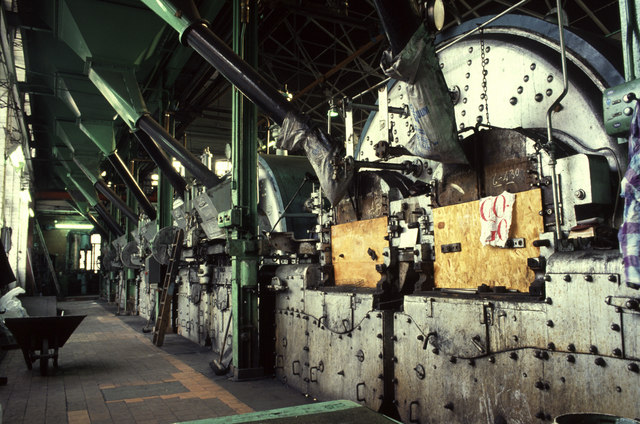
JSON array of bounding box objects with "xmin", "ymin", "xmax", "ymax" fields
[{"xmin": 0, "ymin": 300, "xmax": 311, "ymax": 423}]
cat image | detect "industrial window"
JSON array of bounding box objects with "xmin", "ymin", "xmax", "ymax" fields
[
  {"xmin": 215, "ymin": 159, "xmax": 231, "ymax": 177},
  {"xmin": 89, "ymin": 233, "xmax": 101, "ymax": 272}
]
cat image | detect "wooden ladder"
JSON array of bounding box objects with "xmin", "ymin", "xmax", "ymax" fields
[{"xmin": 152, "ymin": 228, "xmax": 184, "ymax": 347}]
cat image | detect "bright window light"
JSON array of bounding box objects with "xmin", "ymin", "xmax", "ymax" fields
[
  {"xmin": 55, "ymin": 223, "xmax": 94, "ymax": 230},
  {"xmin": 214, "ymin": 159, "xmax": 231, "ymax": 177},
  {"xmin": 9, "ymin": 146, "xmax": 25, "ymax": 169},
  {"xmin": 19, "ymin": 190, "xmax": 31, "ymax": 203},
  {"xmin": 28, "ymin": 208, "xmax": 34, "ymax": 218}
]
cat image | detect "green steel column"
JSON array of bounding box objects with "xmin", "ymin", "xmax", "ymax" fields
[
  {"xmin": 125, "ymin": 153, "xmax": 137, "ymax": 312},
  {"xmin": 619, "ymin": 0, "xmax": 640, "ymax": 81},
  {"xmin": 230, "ymin": 0, "xmax": 260, "ymax": 380},
  {"xmin": 158, "ymin": 113, "xmax": 175, "ymax": 229}
]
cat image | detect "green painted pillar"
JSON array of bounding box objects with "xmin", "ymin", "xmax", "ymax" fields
[
  {"xmin": 619, "ymin": 0, "xmax": 640, "ymax": 81},
  {"xmin": 125, "ymin": 152, "xmax": 137, "ymax": 312},
  {"xmin": 230, "ymin": 0, "xmax": 260, "ymax": 380},
  {"xmin": 158, "ymin": 114, "xmax": 175, "ymax": 230}
]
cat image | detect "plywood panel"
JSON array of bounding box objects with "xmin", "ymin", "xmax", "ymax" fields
[
  {"xmin": 331, "ymin": 217, "xmax": 388, "ymax": 287},
  {"xmin": 433, "ymin": 189, "xmax": 543, "ymax": 292}
]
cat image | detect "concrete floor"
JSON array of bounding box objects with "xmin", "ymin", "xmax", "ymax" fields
[{"xmin": 0, "ymin": 299, "xmax": 312, "ymax": 424}]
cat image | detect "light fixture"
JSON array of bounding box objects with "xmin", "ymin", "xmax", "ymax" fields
[
  {"xmin": 327, "ymin": 99, "xmax": 340, "ymax": 118},
  {"xmin": 54, "ymin": 223, "xmax": 94, "ymax": 230},
  {"xmin": 100, "ymin": 171, "xmax": 107, "ymax": 177},
  {"xmin": 151, "ymin": 174, "xmax": 159, "ymax": 181}
]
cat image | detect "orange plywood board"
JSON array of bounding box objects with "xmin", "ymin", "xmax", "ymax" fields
[
  {"xmin": 433, "ymin": 189, "xmax": 543, "ymax": 292},
  {"xmin": 331, "ymin": 216, "xmax": 388, "ymax": 287}
]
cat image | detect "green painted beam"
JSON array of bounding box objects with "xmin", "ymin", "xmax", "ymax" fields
[
  {"xmin": 138, "ymin": 0, "xmax": 200, "ymax": 43},
  {"xmin": 78, "ymin": 119, "xmax": 116, "ymax": 155},
  {"xmin": 176, "ymin": 400, "xmax": 402, "ymax": 424},
  {"xmin": 88, "ymin": 66, "xmax": 148, "ymax": 130},
  {"xmin": 58, "ymin": 0, "xmax": 166, "ymax": 65},
  {"xmin": 619, "ymin": 0, "xmax": 640, "ymax": 81},
  {"xmin": 62, "ymin": 173, "xmax": 99, "ymax": 206}
]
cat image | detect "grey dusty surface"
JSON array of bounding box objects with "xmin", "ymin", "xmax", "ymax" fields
[{"xmin": 0, "ymin": 300, "xmax": 312, "ymax": 424}]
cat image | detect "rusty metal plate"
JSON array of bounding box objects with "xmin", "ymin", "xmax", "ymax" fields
[{"xmin": 331, "ymin": 217, "xmax": 388, "ymax": 287}]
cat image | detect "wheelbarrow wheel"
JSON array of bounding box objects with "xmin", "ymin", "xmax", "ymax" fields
[{"xmin": 39, "ymin": 338, "xmax": 48, "ymax": 376}]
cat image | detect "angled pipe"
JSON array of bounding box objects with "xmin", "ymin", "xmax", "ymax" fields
[
  {"xmin": 87, "ymin": 65, "xmax": 219, "ymax": 189},
  {"xmin": 136, "ymin": 114, "xmax": 219, "ymax": 189},
  {"xmin": 94, "ymin": 179, "xmax": 139, "ymax": 224},
  {"xmin": 372, "ymin": 0, "xmax": 421, "ymax": 56},
  {"xmin": 140, "ymin": 0, "xmax": 353, "ymax": 205},
  {"xmin": 72, "ymin": 157, "xmax": 138, "ymax": 224},
  {"xmin": 133, "ymin": 130, "xmax": 187, "ymax": 197},
  {"xmin": 86, "ymin": 213, "xmax": 109, "ymax": 237},
  {"xmin": 94, "ymin": 203, "xmax": 125, "ymax": 237},
  {"xmin": 108, "ymin": 152, "xmax": 157, "ymax": 220}
]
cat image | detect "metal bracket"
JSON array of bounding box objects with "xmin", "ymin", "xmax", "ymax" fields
[
  {"xmin": 441, "ymin": 243, "xmax": 461, "ymax": 253},
  {"xmin": 505, "ymin": 238, "xmax": 525, "ymax": 248},
  {"xmin": 356, "ymin": 382, "xmax": 366, "ymax": 402},
  {"xmin": 605, "ymin": 295, "xmax": 640, "ymax": 312},
  {"xmin": 218, "ymin": 207, "xmax": 244, "ymax": 228}
]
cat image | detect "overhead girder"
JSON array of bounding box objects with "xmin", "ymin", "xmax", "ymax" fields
[
  {"xmin": 71, "ymin": 156, "xmax": 138, "ymax": 224},
  {"xmin": 140, "ymin": 0, "xmax": 353, "ymax": 205},
  {"xmin": 87, "ymin": 65, "xmax": 220, "ymax": 189}
]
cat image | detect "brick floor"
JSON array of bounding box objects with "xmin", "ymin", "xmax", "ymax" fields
[{"xmin": 0, "ymin": 300, "xmax": 311, "ymax": 423}]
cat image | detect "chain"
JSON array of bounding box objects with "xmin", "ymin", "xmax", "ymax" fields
[{"xmin": 480, "ymin": 29, "xmax": 490, "ymax": 126}]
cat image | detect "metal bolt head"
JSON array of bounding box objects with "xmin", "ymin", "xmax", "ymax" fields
[
  {"xmin": 595, "ymin": 357, "xmax": 606, "ymax": 367},
  {"xmin": 535, "ymin": 93, "xmax": 544, "ymax": 102},
  {"xmin": 611, "ymin": 323, "xmax": 620, "ymax": 331},
  {"xmin": 613, "ymin": 348, "xmax": 622, "ymax": 357},
  {"xmin": 627, "ymin": 363, "xmax": 639, "ymax": 373},
  {"xmin": 608, "ymin": 274, "xmax": 617, "ymax": 283},
  {"xmin": 589, "ymin": 345, "xmax": 598, "ymax": 354},
  {"xmin": 568, "ymin": 343, "xmax": 576, "ymax": 352},
  {"xmin": 567, "ymin": 355, "xmax": 575, "ymax": 363},
  {"xmin": 530, "ymin": 63, "xmax": 536, "ymax": 70},
  {"xmin": 509, "ymin": 97, "xmax": 518, "ymax": 105},
  {"xmin": 563, "ymin": 274, "xmax": 571, "ymax": 282},
  {"xmin": 547, "ymin": 74, "xmax": 554, "ymax": 82},
  {"xmin": 509, "ymin": 352, "xmax": 518, "ymax": 361},
  {"xmin": 584, "ymin": 275, "xmax": 593, "ymax": 282},
  {"xmin": 546, "ymin": 320, "xmax": 554, "ymax": 328}
]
